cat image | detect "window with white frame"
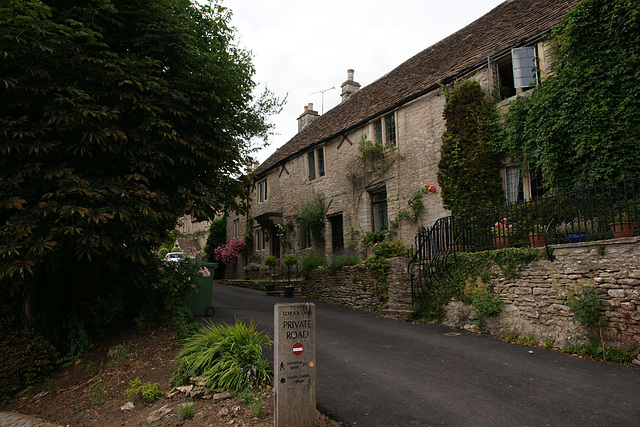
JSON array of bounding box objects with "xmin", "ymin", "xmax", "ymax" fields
[
  {"xmin": 232, "ymin": 218, "xmax": 240, "ymax": 239},
  {"xmin": 373, "ymin": 112, "xmax": 396, "ymax": 147},
  {"xmin": 257, "ymin": 179, "xmax": 267, "ymax": 203},
  {"xmin": 504, "ymin": 164, "xmax": 525, "ymax": 204},
  {"xmin": 489, "ymin": 46, "xmax": 538, "ymax": 101},
  {"xmin": 307, "ymin": 146, "xmax": 325, "ymax": 181},
  {"xmin": 254, "ymin": 229, "xmax": 266, "ymax": 251}
]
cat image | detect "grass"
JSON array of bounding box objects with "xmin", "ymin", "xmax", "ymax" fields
[
  {"xmin": 179, "ymin": 402, "xmax": 197, "ymax": 420},
  {"xmin": 172, "ymin": 318, "xmax": 273, "ymax": 391}
]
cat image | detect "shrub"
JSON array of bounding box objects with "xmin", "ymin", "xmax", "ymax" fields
[
  {"xmin": 172, "ymin": 319, "xmax": 272, "ymax": 391},
  {"xmin": 372, "ymin": 240, "xmax": 407, "ymax": 258},
  {"xmin": 0, "ymin": 328, "xmax": 57, "ymax": 402},
  {"xmin": 135, "ymin": 258, "xmax": 208, "ymax": 339},
  {"xmin": 328, "ymin": 248, "xmax": 361, "ymax": 270},
  {"xmin": 124, "ymin": 378, "xmax": 162, "ymax": 403},
  {"xmin": 214, "ymin": 238, "xmax": 246, "ymax": 264},
  {"xmin": 302, "ymin": 252, "xmax": 327, "ymax": 272}
]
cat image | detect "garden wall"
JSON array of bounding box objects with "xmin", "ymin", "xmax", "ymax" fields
[
  {"xmin": 298, "ymin": 257, "xmax": 412, "ymax": 310},
  {"xmin": 444, "ymin": 237, "xmax": 640, "ymax": 355},
  {"xmin": 299, "ymin": 265, "xmax": 380, "ymax": 308}
]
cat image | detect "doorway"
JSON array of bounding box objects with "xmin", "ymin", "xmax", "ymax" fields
[{"xmin": 329, "ymin": 214, "xmax": 344, "ymax": 252}]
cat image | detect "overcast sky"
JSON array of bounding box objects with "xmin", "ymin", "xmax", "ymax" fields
[{"xmin": 221, "ymin": 0, "xmax": 505, "ymax": 163}]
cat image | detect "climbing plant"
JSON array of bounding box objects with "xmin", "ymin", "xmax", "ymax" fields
[
  {"xmin": 499, "ymin": 0, "xmax": 640, "ymax": 191},
  {"xmin": 437, "ymin": 80, "xmax": 504, "ymax": 215},
  {"xmin": 294, "ymin": 192, "xmax": 325, "ymax": 248},
  {"xmin": 346, "ymin": 135, "xmax": 400, "ymax": 188}
]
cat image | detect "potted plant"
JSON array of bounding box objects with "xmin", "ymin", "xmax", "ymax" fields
[
  {"xmin": 491, "ymin": 218, "xmax": 514, "ymax": 249},
  {"xmin": 528, "ymin": 224, "xmax": 547, "ymax": 248},
  {"xmin": 556, "ymin": 218, "xmax": 593, "ymax": 243},
  {"xmin": 610, "ymin": 213, "xmax": 636, "ymax": 238},
  {"xmin": 283, "ymin": 254, "xmax": 298, "ymax": 298},
  {"xmin": 264, "ymin": 256, "xmax": 278, "ymax": 292},
  {"xmin": 243, "ymin": 263, "xmax": 262, "ymax": 279}
]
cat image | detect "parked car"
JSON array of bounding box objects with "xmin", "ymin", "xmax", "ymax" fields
[{"xmin": 164, "ymin": 252, "xmax": 186, "ymax": 263}]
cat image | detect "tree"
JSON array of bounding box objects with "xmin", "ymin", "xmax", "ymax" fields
[
  {"xmin": 0, "ymin": 0, "xmax": 279, "ymax": 333},
  {"xmin": 500, "ymin": 0, "xmax": 640, "ymax": 191},
  {"xmin": 437, "ymin": 80, "xmax": 504, "ymax": 215}
]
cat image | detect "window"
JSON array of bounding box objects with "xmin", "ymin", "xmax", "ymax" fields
[
  {"xmin": 504, "ymin": 164, "xmax": 524, "ymax": 204},
  {"xmin": 232, "ymin": 218, "xmax": 240, "ymax": 239},
  {"xmin": 254, "ymin": 229, "xmax": 266, "ymax": 251},
  {"xmin": 371, "ymin": 190, "xmax": 388, "ymax": 232},
  {"xmin": 529, "ymin": 171, "xmax": 546, "ymax": 200},
  {"xmin": 257, "ymin": 179, "xmax": 267, "ymax": 203},
  {"xmin": 299, "ymin": 225, "xmax": 312, "ymax": 249},
  {"xmin": 372, "ymin": 112, "xmax": 396, "ymax": 147},
  {"xmin": 489, "ymin": 46, "xmax": 537, "ymax": 101},
  {"xmin": 307, "ymin": 147, "xmax": 325, "ymax": 181}
]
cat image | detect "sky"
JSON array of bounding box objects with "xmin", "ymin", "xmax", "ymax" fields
[{"xmin": 220, "ymin": 0, "xmax": 506, "ymax": 163}]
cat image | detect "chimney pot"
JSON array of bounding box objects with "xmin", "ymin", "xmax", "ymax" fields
[{"xmin": 341, "ymin": 69, "xmax": 361, "ymax": 104}]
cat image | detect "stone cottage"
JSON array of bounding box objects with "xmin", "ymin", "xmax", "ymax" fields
[{"xmin": 224, "ymin": 0, "xmax": 580, "ymax": 277}]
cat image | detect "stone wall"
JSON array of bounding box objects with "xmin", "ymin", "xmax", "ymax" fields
[
  {"xmin": 297, "ymin": 257, "xmax": 411, "ymax": 310},
  {"xmin": 299, "ymin": 265, "xmax": 381, "ymax": 309},
  {"xmin": 444, "ymin": 238, "xmax": 640, "ymax": 352}
]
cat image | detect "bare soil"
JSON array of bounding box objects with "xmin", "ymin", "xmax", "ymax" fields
[{"xmin": 0, "ymin": 324, "xmax": 338, "ymax": 426}]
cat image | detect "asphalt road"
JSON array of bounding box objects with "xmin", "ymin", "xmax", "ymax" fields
[{"xmin": 209, "ymin": 281, "xmax": 640, "ymax": 427}]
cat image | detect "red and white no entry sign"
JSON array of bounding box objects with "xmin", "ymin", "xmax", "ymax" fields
[{"xmin": 292, "ymin": 343, "xmax": 303, "ymax": 356}]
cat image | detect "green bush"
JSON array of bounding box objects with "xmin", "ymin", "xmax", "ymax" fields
[
  {"xmin": 0, "ymin": 328, "xmax": 57, "ymax": 402},
  {"xmin": 302, "ymin": 252, "xmax": 327, "ymax": 272},
  {"xmin": 124, "ymin": 377, "xmax": 162, "ymax": 403},
  {"xmin": 328, "ymin": 248, "xmax": 361, "ymax": 270},
  {"xmin": 136, "ymin": 258, "xmax": 205, "ymax": 338},
  {"xmin": 372, "ymin": 240, "xmax": 407, "ymax": 258},
  {"xmin": 172, "ymin": 319, "xmax": 272, "ymax": 391}
]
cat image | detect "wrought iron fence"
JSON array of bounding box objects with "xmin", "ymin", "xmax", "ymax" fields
[{"xmin": 408, "ymin": 176, "xmax": 639, "ymax": 301}]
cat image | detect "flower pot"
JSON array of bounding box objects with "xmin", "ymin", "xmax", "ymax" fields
[
  {"xmin": 284, "ymin": 286, "xmax": 295, "ymax": 298},
  {"xmin": 492, "ymin": 236, "xmax": 510, "ymax": 249},
  {"xmin": 610, "ymin": 221, "xmax": 635, "ymax": 238},
  {"xmin": 528, "ymin": 233, "xmax": 546, "ymax": 248},
  {"xmin": 567, "ymin": 232, "xmax": 587, "ymax": 243}
]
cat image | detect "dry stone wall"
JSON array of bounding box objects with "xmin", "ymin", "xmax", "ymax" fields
[
  {"xmin": 299, "ymin": 265, "xmax": 381, "ymax": 309},
  {"xmin": 444, "ymin": 238, "xmax": 640, "ymax": 354}
]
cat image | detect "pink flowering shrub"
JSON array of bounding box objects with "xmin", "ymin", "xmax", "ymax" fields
[{"xmin": 214, "ymin": 238, "xmax": 246, "ymax": 264}]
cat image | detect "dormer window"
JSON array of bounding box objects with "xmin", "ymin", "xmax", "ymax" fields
[
  {"xmin": 373, "ymin": 112, "xmax": 396, "ymax": 147},
  {"xmin": 308, "ymin": 146, "xmax": 325, "ymax": 181}
]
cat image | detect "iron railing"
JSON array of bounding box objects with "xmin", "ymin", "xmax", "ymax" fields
[{"xmin": 409, "ymin": 176, "xmax": 640, "ymax": 301}]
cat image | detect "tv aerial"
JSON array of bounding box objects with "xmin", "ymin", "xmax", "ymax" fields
[{"xmin": 311, "ymin": 86, "xmax": 335, "ymax": 114}]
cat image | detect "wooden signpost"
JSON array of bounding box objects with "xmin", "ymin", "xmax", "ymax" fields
[{"xmin": 274, "ymin": 302, "xmax": 316, "ymax": 426}]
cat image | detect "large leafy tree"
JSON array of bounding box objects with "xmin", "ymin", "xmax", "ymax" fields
[
  {"xmin": 437, "ymin": 80, "xmax": 504, "ymax": 215},
  {"xmin": 0, "ymin": 0, "xmax": 278, "ymax": 323},
  {"xmin": 500, "ymin": 0, "xmax": 640, "ymax": 190}
]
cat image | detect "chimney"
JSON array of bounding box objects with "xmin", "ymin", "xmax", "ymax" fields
[
  {"xmin": 341, "ymin": 69, "xmax": 361, "ymax": 104},
  {"xmin": 297, "ymin": 102, "xmax": 319, "ymax": 133}
]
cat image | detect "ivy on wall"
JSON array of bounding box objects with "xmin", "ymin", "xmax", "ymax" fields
[
  {"xmin": 437, "ymin": 80, "xmax": 504, "ymax": 215},
  {"xmin": 499, "ymin": 0, "xmax": 640, "ymax": 191},
  {"xmin": 411, "ymin": 247, "xmax": 545, "ymax": 322}
]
